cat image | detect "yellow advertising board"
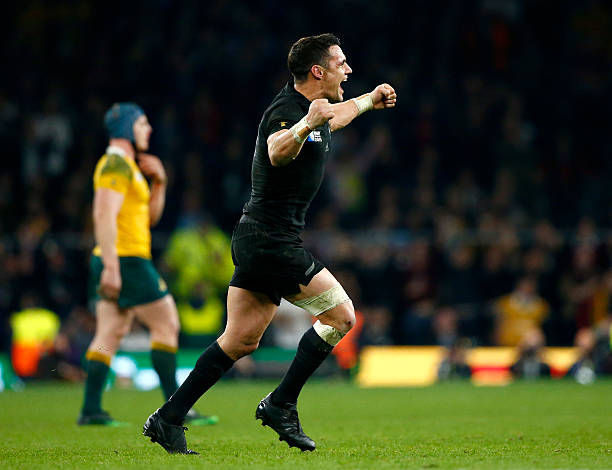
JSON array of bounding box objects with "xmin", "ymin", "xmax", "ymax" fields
[{"xmin": 356, "ymin": 346, "xmax": 580, "ymax": 387}]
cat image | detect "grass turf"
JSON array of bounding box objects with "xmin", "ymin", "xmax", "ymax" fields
[{"xmin": 0, "ymin": 380, "xmax": 610, "ymax": 469}]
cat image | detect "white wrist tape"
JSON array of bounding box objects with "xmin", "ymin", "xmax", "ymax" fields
[
  {"xmin": 353, "ymin": 94, "xmax": 374, "ymax": 115},
  {"xmin": 291, "ymin": 116, "xmax": 312, "ymax": 144}
]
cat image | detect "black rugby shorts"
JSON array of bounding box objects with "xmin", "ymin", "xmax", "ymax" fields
[{"xmin": 229, "ymin": 216, "xmax": 324, "ymax": 305}]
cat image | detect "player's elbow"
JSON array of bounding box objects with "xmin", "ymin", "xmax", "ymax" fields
[
  {"xmin": 269, "ymin": 155, "xmax": 285, "ymax": 167},
  {"xmin": 269, "ymin": 149, "xmax": 295, "ymax": 167},
  {"xmin": 149, "ymin": 213, "xmax": 160, "ymax": 227}
]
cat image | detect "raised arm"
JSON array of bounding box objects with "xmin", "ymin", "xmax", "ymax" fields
[
  {"xmin": 267, "ymin": 99, "xmax": 335, "ymax": 167},
  {"xmin": 329, "ymin": 83, "xmax": 397, "ymax": 132},
  {"xmin": 137, "ymin": 153, "xmax": 168, "ymax": 226}
]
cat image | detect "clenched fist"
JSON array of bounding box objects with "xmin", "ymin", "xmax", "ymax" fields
[
  {"xmin": 306, "ymin": 99, "xmax": 335, "ymax": 129},
  {"xmin": 370, "ymin": 84, "xmax": 397, "ymax": 110}
]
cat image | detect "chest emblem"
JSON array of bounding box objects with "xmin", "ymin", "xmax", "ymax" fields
[{"xmin": 306, "ymin": 130, "xmax": 322, "ymax": 142}]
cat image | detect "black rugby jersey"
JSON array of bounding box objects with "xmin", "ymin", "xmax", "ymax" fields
[{"xmin": 243, "ymin": 82, "xmax": 331, "ymax": 233}]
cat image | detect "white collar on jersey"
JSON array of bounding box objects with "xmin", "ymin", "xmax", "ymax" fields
[{"xmin": 106, "ymin": 145, "xmax": 127, "ymax": 157}]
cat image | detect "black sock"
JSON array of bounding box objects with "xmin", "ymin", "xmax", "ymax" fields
[
  {"xmin": 151, "ymin": 346, "xmax": 178, "ymax": 401},
  {"xmin": 271, "ymin": 327, "xmax": 334, "ymax": 407},
  {"xmin": 159, "ymin": 341, "xmax": 234, "ymax": 424}
]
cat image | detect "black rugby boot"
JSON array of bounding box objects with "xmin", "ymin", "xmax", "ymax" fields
[
  {"xmin": 255, "ymin": 393, "xmax": 316, "ymax": 451},
  {"xmin": 143, "ymin": 409, "xmax": 199, "ymax": 455}
]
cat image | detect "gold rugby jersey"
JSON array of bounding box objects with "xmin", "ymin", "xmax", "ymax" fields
[{"xmin": 92, "ymin": 146, "xmax": 151, "ymax": 259}]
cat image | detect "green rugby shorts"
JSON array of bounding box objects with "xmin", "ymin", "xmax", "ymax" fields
[{"xmin": 88, "ymin": 255, "xmax": 169, "ymax": 309}]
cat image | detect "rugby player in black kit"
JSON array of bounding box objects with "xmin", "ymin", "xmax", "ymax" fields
[{"xmin": 143, "ymin": 33, "xmax": 396, "ymax": 455}]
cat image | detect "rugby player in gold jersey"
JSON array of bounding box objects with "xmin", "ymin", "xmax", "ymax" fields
[{"xmin": 78, "ymin": 103, "xmax": 216, "ymax": 427}]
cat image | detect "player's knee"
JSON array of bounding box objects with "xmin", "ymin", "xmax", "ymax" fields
[
  {"xmin": 97, "ymin": 326, "xmax": 126, "ymax": 352},
  {"xmin": 218, "ymin": 334, "xmax": 259, "ymax": 360},
  {"xmin": 166, "ymin": 315, "xmax": 180, "ymax": 337},
  {"xmin": 114, "ymin": 322, "xmax": 131, "ymax": 341},
  {"xmin": 235, "ymin": 339, "xmax": 260, "ymax": 358},
  {"xmin": 329, "ymin": 300, "xmax": 355, "ymax": 334},
  {"xmin": 166, "ymin": 298, "xmax": 181, "ymax": 335},
  {"xmin": 148, "ymin": 314, "xmax": 180, "ymax": 340}
]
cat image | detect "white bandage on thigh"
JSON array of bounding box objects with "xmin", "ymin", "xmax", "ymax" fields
[
  {"xmin": 291, "ymin": 284, "xmax": 350, "ymax": 316},
  {"xmin": 313, "ymin": 320, "xmax": 344, "ymax": 346}
]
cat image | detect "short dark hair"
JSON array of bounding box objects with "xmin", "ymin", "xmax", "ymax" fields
[{"xmin": 287, "ymin": 33, "xmax": 341, "ymax": 83}]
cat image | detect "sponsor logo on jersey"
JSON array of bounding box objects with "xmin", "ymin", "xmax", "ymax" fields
[{"xmin": 306, "ymin": 130, "xmax": 322, "ymax": 142}]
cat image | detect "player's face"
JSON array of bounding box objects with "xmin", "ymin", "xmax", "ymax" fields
[
  {"xmin": 133, "ymin": 115, "xmax": 152, "ymax": 151},
  {"xmin": 321, "ymin": 45, "xmax": 352, "ymax": 103}
]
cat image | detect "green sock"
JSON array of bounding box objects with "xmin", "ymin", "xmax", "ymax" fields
[
  {"xmin": 81, "ymin": 355, "xmax": 110, "ymax": 415},
  {"xmin": 151, "ymin": 344, "xmax": 178, "ymax": 400}
]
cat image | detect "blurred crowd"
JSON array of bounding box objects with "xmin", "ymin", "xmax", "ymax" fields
[{"xmin": 1, "ymin": 1, "xmax": 612, "ymax": 378}]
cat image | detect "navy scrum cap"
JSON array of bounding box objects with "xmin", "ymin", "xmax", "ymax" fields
[{"xmin": 104, "ymin": 102, "xmax": 145, "ymax": 143}]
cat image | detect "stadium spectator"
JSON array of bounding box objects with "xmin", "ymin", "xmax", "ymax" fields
[
  {"xmin": 567, "ymin": 324, "xmax": 612, "ymax": 383},
  {"xmin": 433, "ymin": 306, "xmax": 460, "ymax": 348},
  {"xmin": 175, "ymin": 281, "xmax": 225, "ymax": 348},
  {"xmin": 559, "ymin": 244, "xmax": 603, "ymax": 331},
  {"xmin": 437, "ymin": 338, "xmax": 472, "ymax": 381},
  {"xmin": 510, "ymin": 328, "xmax": 551, "ymax": 380},
  {"xmin": 479, "ymin": 246, "xmax": 515, "ymax": 302},
  {"xmin": 493, "ymin": 276, "xmax": 550, "ymax": 347},
  {"xmin": 163, "ymin": 210, "xmax": 234, "ymax": 299},
  {"xmin": 358, "ymin": 305, "xmax": 393, "ymax": 346},
  {"xmin": 21, "ymin": 93, "xmax": 72, "ymax": 179}
]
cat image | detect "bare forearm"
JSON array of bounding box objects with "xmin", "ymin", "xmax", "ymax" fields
[
  {"xmin": 94, "ymin": 213, "xmax": 118, "ymax": 267},
  {"xmin": 268, "ymin": 129, "xmax": 306, "ymax": 167},
  {"xmin": 329, "ymin": 99, "xmax": 359, "ymax": 132},
  {"xmin": 149, "ymin": 182, "xmax": 167, "ymax": 226},
  {"xmin": 329, "ymin": 94, "xmax": 373, "ymax": 132},
  {"xmin": 268, "ymin": 98, "xmax": 336, "ymax": 166}
]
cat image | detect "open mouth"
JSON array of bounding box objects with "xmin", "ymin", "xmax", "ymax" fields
[{"xmin": 339, "ymin": 77, "xmax": 348, "ymax": 95}]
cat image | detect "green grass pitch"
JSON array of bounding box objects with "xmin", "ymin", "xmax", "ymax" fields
[{"xmin": 0, "ymin": 380, "xmax": 611, "ymax": 469}]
